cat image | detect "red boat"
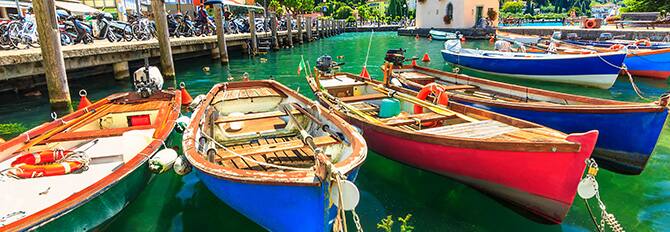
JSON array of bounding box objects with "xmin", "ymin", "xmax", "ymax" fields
[{"xmin": 305, "ymin": 66, "xmax": 598, "ymax": 223}]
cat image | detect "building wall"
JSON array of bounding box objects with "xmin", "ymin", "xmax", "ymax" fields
[{"xmin": 416, "ymin": 0, "xmax": 498, "ymax": 29}]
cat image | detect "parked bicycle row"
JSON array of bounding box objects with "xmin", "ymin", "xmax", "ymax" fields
[{"xmin": 0, "ymin": 8, "xmax": 320, "ymax": 50}]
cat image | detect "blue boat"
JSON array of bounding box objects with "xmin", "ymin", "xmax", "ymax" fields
[
  {"xmin": 564, "ymin": 39, "xmax": 670, "ymax": 50},
  {"xmin": 441, "ymin": 41, "xmax": 627, "ymax": 89},
  {"xmin": 388, "ymin": 64, "xmax": 670, "ymax": 174},
  {"xmin": 182, "ymin": 80, "xmax": 367, "ymax": 231}
]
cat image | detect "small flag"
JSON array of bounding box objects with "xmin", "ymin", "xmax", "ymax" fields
[{"xmin": 297, "ymin": 58, "xmax": 306, "ymax": 76}]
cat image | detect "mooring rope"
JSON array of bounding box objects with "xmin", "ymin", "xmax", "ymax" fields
[
  {"xmin": 594, "ymin": 52, "xmax": 649, "ymax": 100},
  {"xmin": 363, "ymin": 30, "xmax": 374, "ymax": 67}
]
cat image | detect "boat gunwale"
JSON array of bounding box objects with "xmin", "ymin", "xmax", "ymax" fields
[
  {"xmin": 307, "ymin": 73, "xmax": 585, "ymax": 153},
  {"xmin": 400, "ymin": 65, "xmax": 668, "ymax": 113},
  {"xmin": 0, "ymin": 90, "xmax": 181, "ymax": 231},
  {"xmin": 182, "ymin": 80, "xmax": 367, "ymax": 186}
]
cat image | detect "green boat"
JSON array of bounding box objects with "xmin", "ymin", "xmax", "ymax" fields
[{"xmin": 0, "ymin": 90, "xmax": 181, "ymax": 231}]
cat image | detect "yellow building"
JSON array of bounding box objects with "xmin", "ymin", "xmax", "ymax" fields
[{"xmin": 416, "ymin": 0, "xmax": 499, "ymax": 29}]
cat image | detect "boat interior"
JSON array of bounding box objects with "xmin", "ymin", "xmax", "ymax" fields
[
  {"xmin": 314, "ymin": 73, "xmax": 580, "ymax": 151},
  {"xmin": 390, "ymin": 68, "xmax": 625, "ymax": 106},
  {"xmin": 197, "ymin": 84, "xmax": 353, "ymax": 172},
  {"xmin": 0, "ymin": 92, "xmax": 175, "ymax": 227}
]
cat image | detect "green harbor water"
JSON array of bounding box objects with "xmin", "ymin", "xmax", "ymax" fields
[{"xmin": 1, "ymin": 32, "xmax": 669, "ymax": 231}]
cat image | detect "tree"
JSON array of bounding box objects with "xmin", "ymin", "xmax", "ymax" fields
[
  {"xmin": 387, "ymin": 0, "xmax": 406, "ymax": 17},
  {"xmin": 524, "ymin": 0, "xmax": 534, "ymax": 15},
  {"xmin": 501, "ymin": 1, "xmax": 524, "ymax": 13},
  {"xmin": 334, "ymin": 5, "xmax": 354, "ymax": 19}
]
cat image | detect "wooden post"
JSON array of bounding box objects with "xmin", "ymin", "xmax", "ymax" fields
[
  {"xmin": 297, "ymin": 15, "xmax": 303, "ymax": 44},
  {"xmin": 248, "ymin": 9, "xmax": 257, "ymax": 55},
  {"xmin": 270, "ymin": 13, "xmax": 279, "ymax": 50},
  {"xmin": 286, "ymin": 13, "xmax": 293, "ymax": 47},
  {"xmin": 316, "ymin": 18, "xmax": 321, "ymax": 38},
  {"xmin": 305, "ymin": 17, "xmax": 312, "ymax": 41},
  {"xmin": 150, "ymin": 0, "xmax": 175, "ymax": 79},
  {"xmin": 214, "ymin": 4, "xmax": 228, "ymax": 63},
  {"xmin": 33, "ymin": 0, "xmax": 71, "ymax": 111}
]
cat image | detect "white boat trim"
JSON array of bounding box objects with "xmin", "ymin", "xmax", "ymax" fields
[{"xmin": 454, "ymin": 65, "xmax": 618, "ymax": 89}]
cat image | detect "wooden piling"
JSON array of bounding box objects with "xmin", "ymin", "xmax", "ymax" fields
[
  {"xmin": 316, "ymin": 18, "xmax": 321, "ymax": 39},
  {"xmin": 214, "ymin": 4, "xmax": 228, "ymax": 64},
  {"xmin": 297, "ymin": 15, "xmax": 303, "ymax": 44},
  {"xmin": 270, "ymin": 13, "xmax": 279, "ymax": 50},
  {"xmin": 150, "ymin": 0, "xmax": 175, "ymax": 79},
  {"xmin": 112, "ymin": 61, "xmax": 130, "ymax": 80},
  {"xmin": 305, "ymin": 17, "xmax": 312, "ymax": 41},
  {"xmin": 248, "ymin": 9, "xmax": 257, "ymax": 55},
  {"xmin": 33, "ymin": 0, "xmax": 71, "ymax": 111},
  {"xmin": 286, "ymin": 13, "xmax": 293, "ymax": 48}
]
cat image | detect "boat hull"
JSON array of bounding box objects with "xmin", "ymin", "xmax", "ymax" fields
[
  {"xmin": 352, "ymin": 121, "xmax": 596, "ymax": 224},
  {"xmin": 32, "ymin": 164, "xmax": 154, "ymax": 232},
  {"xmin": 625, "ymin": 49, "xmax": 670, "ymax": 79},
  {"xmin": 195, "ymin": 168, "xmax": 360, "ymax": 232},
  {"xmin": 456, "ymin": 101, "xmax": 669, "ymax": 174},
  {"xmin": 441, "ymin": 50, "xmax": 625, "ymax": 89}
]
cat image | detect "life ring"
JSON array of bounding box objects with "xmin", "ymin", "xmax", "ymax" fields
[
  {"xmin": 634, "ymin": 39, "xmax": 651, "ymax": 47},
  {"xmin": 608, "ymin": 44, "xmax": 625, "ymax": 51},
  {"xmin": 10, "ymin": 150, "xmax": 84, "ymax": 178},
  {"xmin": 414, "ymin": 83, "xmax": 449, "ymax": 127},
  {"xmin": 584, "ymin": 19, "xmax": 597, "ymax": 29}
]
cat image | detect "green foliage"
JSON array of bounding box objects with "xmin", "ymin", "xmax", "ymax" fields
[
  {"xmin": 0, "ymin": 123, "xmax": 26, "ymax": 139},
  {"xmin": 502, "ymin": 1, "xmax": 525, "ymax": 14},
  {"xmin": 387, "ymin": 0, "xmax": 407, "ymax": 17},
  {"xmin": 334, "ymin": 5, "xmax": 354, "ymax": 19},
  {"xmin": 346, "ymin": 15, "xmax": 357, "ymax": 22},
  {"xmin": 622, "ymin": 0, "xmax": 670, "ymax": 12},
  {"xmin": 376, "ymin": 214, "xmax": 414, "ymax": 232}
]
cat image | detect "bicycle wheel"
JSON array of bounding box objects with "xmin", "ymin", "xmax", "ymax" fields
[{"xmin": 123, "ymin": 25, "xmax": 134, "ymax": 41}]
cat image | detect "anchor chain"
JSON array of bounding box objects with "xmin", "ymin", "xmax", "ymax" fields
[{"xmin": 579, "ymin": 159, "xmax": 625, "ymax": 232}]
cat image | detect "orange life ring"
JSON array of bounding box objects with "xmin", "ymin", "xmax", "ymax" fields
[
  {"xmin": 634, "ymin": 39, "xmax": 651, "ymax": 47},
  {"xmin": 414, "ymin": 83, "xmax": 449, "ymax": 127},
  {"xmin": 608, "ymin": 44, "xmax": 625, "ymax": 51},
  {"xmin": 10, "ymin": 150, "xmax": 83, "ymax": 178},
  {"xmin": 584, "ymin": 19, "xmax": 597, "ymax": 29}
]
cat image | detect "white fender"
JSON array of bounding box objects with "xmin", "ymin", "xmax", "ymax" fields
[{"xmin": 148, "ymin": 148, "xmax": 178, "ymax": 174}]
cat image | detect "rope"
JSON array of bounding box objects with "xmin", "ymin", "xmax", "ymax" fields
[
  {"xmin": 363, "ymin": 30, "xmax": 374, "ymax": 67},
  {"xmin": 594, "ymin": 53, "xmax": 649, "ymax": 100}
]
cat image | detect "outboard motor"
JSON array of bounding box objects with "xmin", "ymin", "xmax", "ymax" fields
[
  {"xmin": 384, "ymin": 48, "xmax": 406, "ymax": 67},
  {"xmin": 133, "ymin": 58, "xmax": 164, "ymax": 98},
  {"xmin": 551, "ymin": 31, "xmax": 562, "ymax": 40},
  {"xmin": 316, "ymin": 55, "xmax": 335, "ymax": 73}
]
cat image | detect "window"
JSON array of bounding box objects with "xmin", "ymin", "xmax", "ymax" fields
[{"xmin": 444, "ymin": 2, "xmax": 453, "ymax": 24}]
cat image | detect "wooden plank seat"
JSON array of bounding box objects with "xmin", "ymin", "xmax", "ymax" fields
[
  {"xmin": 349, "ymin": 102, "xmax": 379, "ymax": 112},
  {"xmin": 398, "ymin": 72, "xmax": 435, "ymax": 82},
  {"xmin": 442, "ymin": 85, "xmax": 477, "ymax": 91},
  {"xmin": 214, "ymin": 110, "xmax": 301, "ymax": 124},
  {"xmin": 383, "ymin": 112, "xmax": 454, "ymax": 126},
  {"xmin": 44, "ymin": 125, "xmax": 155, "ymax": 143},
  {"xmin": 214, "ymin": 136, "xmax": 338, "ymax": 162},
  {"xmin": 340, "ymin": 93, "xmax": 388, "ymax": 103},
  {"xmin": 419, "ymin": 120, "xmax": 517, "ymax": 139},
  {"xmin": 220, "ymin": 87, "xmax": 281, "ymax": 101}
]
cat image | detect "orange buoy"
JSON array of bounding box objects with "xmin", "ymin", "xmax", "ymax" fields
[
  {"xmin": 180, "ymin": 82, "xmax": 193, "ymax": 106},
  {"xmin": 460, "ymin": 36, "xmax": 466, "ymax": 42},
  {"xmin": 634, "ymin": 39, "xmax": 652, "ymax": 47},
  {"xmin": 411, "ymin": 59, "xmax": 417, "ymax": 66},
  {"xmin": 609, "ymin": 44, "xmax": 625, "ymax": 51},
  {"xmin": 10, "ymin": 149, "xmax": 84, "ymax": 178},
  {"xmin": 415, "ymin": 34, "xmax": 420, "ymax": 40},
  {"xmin": 359, "ymin": 66, "xmax": 371, "ymax": 79},
  {"xmin": 422, "ymin": 53, "xmax": 431, "ymax": 62},
  {"xmin": 414, "ymin": 83, "xmax": 449, "ymax": 127},
  {"xmin": 489, "ymin": 35, "xmax": 495, "ymax": 44},
  {"xmin": 77, "ymin": 89, "xmax": 92, "ymax": 110}
]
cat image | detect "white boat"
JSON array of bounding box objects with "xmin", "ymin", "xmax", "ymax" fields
[{"xmin": 429, "ymin": 30, "xmax": 458, "ymax": 40}]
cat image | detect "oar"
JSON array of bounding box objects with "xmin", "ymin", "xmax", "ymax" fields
[
  {"xmin": 280, "ymin": 105, "xmax": 319, "ymax": 152},
  {"xmin": 319, "ymin": 92, "xmax": 383, "ymax": 124},
  {"xmin": 289, "ymin": 103, "xmax": 343, "ymax": 142}
]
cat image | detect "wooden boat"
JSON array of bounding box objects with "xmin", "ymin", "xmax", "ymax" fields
[
  {"xmin": 182, "ymin": 80, "xmax": 367, "ymax": 231},
  {"xmin": 429, "ymin": 30, "xmax": 458, "ymax": 40},
  {"xmin": 441, "ymin": 40, "xmax": 627, "ymax": 89},
  {"xmin": 0, "ymin": 90, "xmax": 181, "ymax": 231},
  {"xmin": 388, "ymin": 63, "xmax": 670, "ymax": 175},
  {"xmin": 306, "ymin": 67, "xmax": 598, "ymax": 224},
  {"xmin": 564, "ymin": 39, "xmax": 670, "ymax": 50}
]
